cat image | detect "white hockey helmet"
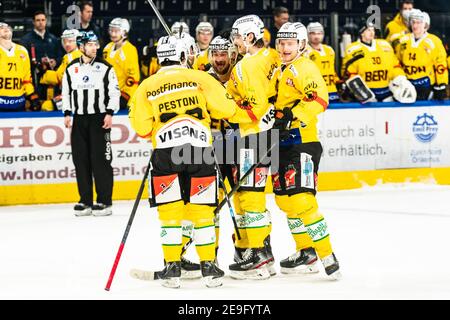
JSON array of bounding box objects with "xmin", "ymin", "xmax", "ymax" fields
[
  {"xmin": 196, "ymin": 21, "xmax": 214, "ymax": 35},
  {"xmin": 61, "ymin": 29, "xmax": 80, "ymax": 46},
  {"xmin": 276, "ymin": 22, "xmax": 308, "ymax": 51},
  {"xmin": 109, "ymin": 18, "xmax": 130, "ymax": 38},
  {"xmin": 0, "ymin": 22, "xmax": 13, "ymax": 35},
  {"xmin": 208, "ymin": 36, "xmax": 238, "ymax": 65},
  {"xmin": 408, "ymin": 9, "xmax": 425, "ymax": 26},
  {"xmin": 171, "ymin": 21, "xmax": 190, "ymax": 35},
  {"xmin": 179, "ymin": 32, "xmax": 198, "ymax": 62},
  {"xmin": 157, "ymin": 35, "xmax": 188, "ymax": 64},
  {"xmin": 231, "ymin": 15, "xmax": 265, "ymax": 43},
  {"xmin": 423, "ymin": 12, "xmax": 431, "ymax": 30},
  {"xmin": 307, "ymin": 22, "xmax": 324, "ymax": 34}
]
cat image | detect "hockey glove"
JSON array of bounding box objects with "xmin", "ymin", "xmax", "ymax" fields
[
  {"xmin": 433, "ymin": 84, "xmax": 447, "ymax": 101},
  {"xmin": 27, "ymin": 93, "xmax": 41, "ymax": 111},
  {"xmin": 273, "ymin": 107, "xmax": 294, "ymax": 141}
]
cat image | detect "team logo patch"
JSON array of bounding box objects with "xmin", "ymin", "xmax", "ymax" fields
[
  {"xmin": 153, "ymin": 174, "xmax": 182, "ymax": 204},
  {"xmin": 255, "ymin": 167, "xmax": 269, "ymax": 188},
  {"xmin": 272, "ymin": 172, "xmax": 281, "ymax": 191},
  {"xmin": 303, "ymin": 90, "xmax": 318, "ymax": 102},
  {"xmin": 240, "ymin": 149, "xmax": 254, "ymax": 188},
  {"xmin": 232, "ymin": 166, "xmax": 238, "ymax": 185},
  {"xmin": 83, "ymin": 76, "xmax": 89, "ymax": 82},
  {"xmin": 300, "ymin": 153, "xmax": 315, "ymax": 189},
  {"xmin": 190, "ymin": 176, "xmax": 216, "ymax": 204},
  {"xmin": 284, "ymin": 165, "xmax": 297, "ymax": 190},
  {"xmin": 436, "ymin": 64, "xmax": 446, "ymax": 75},
  {"xmin": 126, "ymin": 77, "xmax": 135, "ymax": 86}
]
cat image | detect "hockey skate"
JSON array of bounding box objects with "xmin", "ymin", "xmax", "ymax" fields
[
  {"xmin": 264, "ymin": 236, "xmax": 276, "ymax": 276},
  {"xmin": 180, "ymin": 256, "xmax": 202, "ymax": 279},
  {"xmin": 92, "ymin": 203, "xmax": 112, "ymax": 216},
  {"xmin": 130, "ymin": 256, "xmax": 201, "ymax": 281},
  {"xmin": 229, "ymin": 248, "xmax": 271, "ymax": 280},
  {"xmin": 322, "ymin": 253, "xmax": 341, "ymax": 280},
  {"xmin": 201, "ymin": 261, "xmax": 225, "ymax": 288},
  {"xmin": 280, "ymin": 247, "xmax": 319, "ymax": 274},
  {"xmin": 74, "ymin": 203, "xmax": 92, "ymax": 217},
  {"xmin": 159, "ymin": 261, "xmax": 181, "ymax": 288}
]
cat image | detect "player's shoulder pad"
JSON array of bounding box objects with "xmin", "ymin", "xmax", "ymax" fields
[
  {"xmin": 346, "ymin": 42, "xmax": 362, "ymax": 55},
  {"xmin": 291, "ymin": 57, "xmax": 316, "ymax": 76},
  {"xmin": 323, "ymin": 44, "xmax": 335, "ymax": 55},
  {"xmin": 377, "ymin": 39, "xmax": 394, "ymax": 51},
  {"xmin": 399, "ymin": 33, "xmax": 411, "ymax": 43},
  {"xmin": 233, "ymin": 60, "xmax": 245, "ymax": 82},
  {"xmin": 15, "ymin": 44, "xmax": 30, "ymax": 57},
  {"xmin": 104, "ymin": 42, "xmax": 114, "ymax": 52},
  {"xmin": 427, "ymin": 33, "xmax": 443, "ymax": 46}
]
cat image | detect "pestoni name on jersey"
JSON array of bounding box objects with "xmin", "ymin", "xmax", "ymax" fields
[
  {"xmin": 277, "ymin": 32, "xmax": 298, "ymax": 39},
  {"xmin": 147, "ymin": 82, "xmax": 198, "ymax": 98}
]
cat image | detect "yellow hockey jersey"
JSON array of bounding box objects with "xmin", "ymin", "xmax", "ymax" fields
[
  {"xmin": 397, "ymin": 32, "xmax": 449, "ymax": 87},
  {"xmin": 385, "ymin": 13, "xmax": 410, "ymax": 53},
  {"xmin": 103, "ymin": 40, "xmax": 140, "ymax": 102},
  {"xmin": 129, "ymin": 65, "xmax": 237, "ymax": 149},
  {"xmin": 226, "ymin": 48, "xmax": 279, "ymax": 137},
  {"xmin": 306, "ymin": 44, "xmax": 340, "ymax": 101},
  {"xmin": 0, "ymin": 43, "xmax": 34, "ymax": 111},
  {"xmin": 343, "ymin": 39, "xmax": 404, "ymax": 99},
  {"xmin": 193, "ymin": 48, "xmax": 210, "ymax": 71},
  {"xmin": 275, "ymin": 56, "xmax": 328, "ymax": 143},
  {"xmin": 40, "ymin": 49, "xmax": 82, "ymax": 86}
]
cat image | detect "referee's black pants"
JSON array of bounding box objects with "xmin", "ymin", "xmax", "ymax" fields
[{"xmin": 71, "ymin": 114, "xmax": 113, "ymax": 206}]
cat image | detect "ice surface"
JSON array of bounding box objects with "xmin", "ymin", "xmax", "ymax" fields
[{"xmin": 1, "ymin": 183, "xmax": 449, "ymax": 299}]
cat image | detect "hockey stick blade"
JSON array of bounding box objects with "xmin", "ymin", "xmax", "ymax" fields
[{"xmin": 130, "ymin": 268, "xmax": 160, "ymax": 281}]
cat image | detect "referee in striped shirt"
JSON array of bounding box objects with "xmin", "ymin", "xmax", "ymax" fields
[{"xmin": 62, "ymin": 31, "xmax": 120, "ymax": 217}]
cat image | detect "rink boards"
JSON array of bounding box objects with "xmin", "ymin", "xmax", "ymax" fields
[{"xmin": 1, "ymin": 101, "xmax": 450, "ymax": 205}]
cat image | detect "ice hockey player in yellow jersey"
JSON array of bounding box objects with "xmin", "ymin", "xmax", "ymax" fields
[
  {"xmin": 342, "ymin": 21, "xmax": 413, "ymax": 103},
  {"xmin": 0, "ymin": 22, "xmax": 40, "ymax": 111},
  {"xmin": 273, "ymin": 22, "xmax": 341, "ymax": 280},
  {"xmin": 385, "ymin": 0, "xmax": 414, "ymax": 52},
  {"xmin": 263, "ymin": 28, "xmax": 281, "ymax": 64},
  {"xmin": 397, "ymin": 9, "xmax": 448, "ymax": 100},
  {"xmin": 40, "ymin": 29, "xmax": 82, "ymax": 111},
  {"xmin": 103, "ymin": 18, "xmax": 140, "ymax": 109},
  {"xmin": 193, "ymin": 22, "xmax": 214, "ymax": 71},
  {"xmin": 306, "ymin": 22, "xmax": 340, "ymax": 102},
  {"xmin": 129, "ymin": 35, "xmax": 237, "ymax": 289},
  {"xmin": 226, "ymin": 15, "xmax": 279, "ymax": 280}
]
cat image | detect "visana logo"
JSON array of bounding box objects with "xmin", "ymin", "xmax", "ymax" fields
[
  {"xmin": 159, "ymin": 126, "xmax": 208, "ymax": 143},
  {"xmin": 288, "ymin": 219, "xmax": 304, "ymax": 231},
  {"xmin": 160, "ymin": 229, "xmax": 167, "ymax": 238},
  {"xmin": 307, "ymin": 221, "xmax": 328, "ymax": 240},
  {"xmin": 413, "ymin": 113, "xmax": 438, "ymax": 143},
  {"xmin": 243, "ymin": 213, "xmax": 265, "ymax": 227}
]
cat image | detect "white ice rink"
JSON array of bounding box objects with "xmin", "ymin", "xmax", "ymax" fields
[{"xmin": 1, "ymin": 183, "xmax": 449, "ymax": 300}]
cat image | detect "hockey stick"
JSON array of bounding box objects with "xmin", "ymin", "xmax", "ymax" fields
[
  {"xmin": 210, "ymin": 147, "xmax": 241, "ymax": 240},
  {"xmin": 214, "ymin": 100, "xmax": 301, "ymax": 215},
  {"xmin": 129, "ymin": 237, "xmax": 194, "ymax": 281},
  {"xmin": 104, "ymin": 156, "xmax": 152, "ymax": 291},
  {"xmin": 146, "ymin": 0, "xmax": 173, "ymax": 36},
  {"xmin": 214, "ymin": 142, "xmax": 278, "ymax": 215}
]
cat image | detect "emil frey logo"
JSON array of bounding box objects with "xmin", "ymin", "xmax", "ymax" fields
[{"xmin": 412, "ymin": 113, "xmax": 438, "ymax": 143}]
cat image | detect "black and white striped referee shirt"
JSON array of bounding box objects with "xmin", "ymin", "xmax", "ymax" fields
[{"xmin": 62, "ymin": 57, "xmax": 120, "ymax": 116}]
